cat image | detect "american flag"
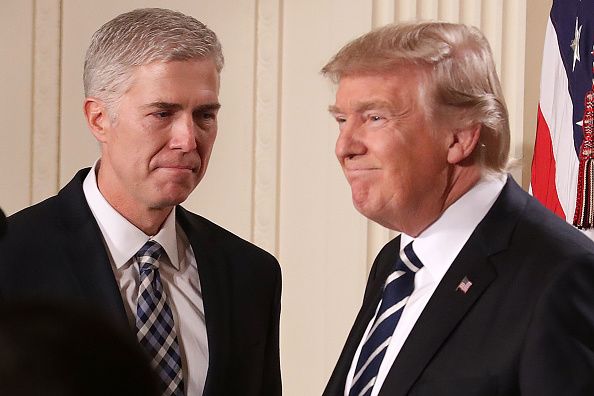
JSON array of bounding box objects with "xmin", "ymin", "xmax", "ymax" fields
[
  {"xmin": 531, "ymin": 0, "xmax": 594, "ymax": 238},
  {"xmin": 456, "ymin": 277, "xmax": 472, "ymax": 294}
]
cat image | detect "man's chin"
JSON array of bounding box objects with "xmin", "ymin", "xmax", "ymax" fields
[
  {"xmin": 353, "ymin": 201, "xmax": 375, "ymax": 221},
  {"xmin": 352, "ymin": 198, "xmax": 391, "ymax": 228},
  {"xmin": 156, "ymin": 181, "xmax": 199, "ymax": 204},
  {"xmin": 151, "ymin": 190, "xmax": 194, "ymax": 209},
  {"xmin": 351, "ymin": 190, "xmax": 371, "ymax": 214}
]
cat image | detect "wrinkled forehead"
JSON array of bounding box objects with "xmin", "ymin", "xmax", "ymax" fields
[{"xmin": 332, "ymin": 67, "xmax": 432, "ymax": 113}]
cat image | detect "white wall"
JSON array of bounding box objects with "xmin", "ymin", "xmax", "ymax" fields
[{"xmin": 0, "ymin": 0, "xmax": 551, "ymax": 394}]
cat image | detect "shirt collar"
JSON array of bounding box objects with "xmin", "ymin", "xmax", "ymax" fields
[
  {"xmin": 401, "ymin": 173, "xmax": 506, "ymax": 281},
  {"xmin": 82, "ymin": 160, "xmax": 180, "ymax": 270}
]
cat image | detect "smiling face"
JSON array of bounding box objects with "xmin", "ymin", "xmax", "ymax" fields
[
  {"xmin": 86, "ymin": 59, "xmax": 220, "ymax": 230},
  {"xmin": 331, "ymin": 68, "xmax": 453, "ymax": 235}
]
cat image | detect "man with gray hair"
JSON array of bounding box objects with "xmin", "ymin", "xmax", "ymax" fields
[
  {"xmin": 322, "ymin": 22, "xmax": 594, "ymax": 395},
  {"xmin": 0, "ymin": 8, "xmax": 281, "ymax": 396}
]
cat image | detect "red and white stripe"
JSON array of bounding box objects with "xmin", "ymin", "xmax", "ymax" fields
[{"xmin": 531, "ymin": 18, "xmax": 594, "ymax": 238}]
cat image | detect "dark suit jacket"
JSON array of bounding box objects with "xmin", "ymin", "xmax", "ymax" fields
[
  {"xmin": 324, "ymin": 177, "xmax": 594, "ymax": 396},
  {"xmin": 0, "ymin": 169, "xmax": 282, "ymax": 396}
]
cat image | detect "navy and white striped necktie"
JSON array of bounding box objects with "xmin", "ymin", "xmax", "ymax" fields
[
  {"xmin": 349, "ymin": 242, "xmax": 423, "ymax": 396},
  {"xmin": 135, "ymin": 240, "xmax": 185, "ymax": 396}
]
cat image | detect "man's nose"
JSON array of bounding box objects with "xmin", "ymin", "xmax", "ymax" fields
[
  {"xmin": 170, "ymin": 116, "xmax": 198, "ymax": 151},
  {"xmin": 335, "ymin": 120, "xmax": 363, "ymax": 160}
]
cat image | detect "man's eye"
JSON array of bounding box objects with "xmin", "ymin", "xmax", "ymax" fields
[
  {"xmin": 335, "ymin": 116, "xmax": 346, "ymax": 124},
  {"xmin": 196, "ymin": 112, "xmax": 216, "ymax": 122},
  {"xmin": 153, "ymin": 111, "xmax": 171, "ymax": 119},
  {"xmin": 369, "ymin": 115, "xmax": 383, "ymax": 122}
]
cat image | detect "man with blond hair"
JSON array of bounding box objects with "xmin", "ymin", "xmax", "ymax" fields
[
  {"xmin": 0, "ymin": 8, "xmax": 281, "ymax": 396},
  {"xmin": 322, "ymin": 22, "xmax": 594, "ymax": 396}
]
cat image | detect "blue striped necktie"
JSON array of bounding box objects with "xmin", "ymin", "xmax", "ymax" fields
[
  {"xmin": 135, "ymin": 240, "xmax": 185, "ymax": 396},
  {"xmin": 349, "ymin": 242, "xmax": 423, "ymax": 396}
]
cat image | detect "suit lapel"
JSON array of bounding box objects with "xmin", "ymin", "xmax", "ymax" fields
[
  {"xmin": 176, "ymin": 207, "xmax": 231, "ymax": 396},
  {"xmin": 324, "ymin": 237, "xmax": 402, "ymax": 395},
  {"xmin": 57, "ymin": 169, "xmax": 129, "ymax": 327},
  {"xmin": 378, "ymin": 177, "xmax": 528, "ymax": 396},
  {"xmin": 378, "ymin": 239, "xmax": 496, "ymax": 395}
]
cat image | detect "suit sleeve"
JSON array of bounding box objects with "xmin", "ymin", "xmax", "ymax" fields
[
  {"xmin": 519, "ymin": 254, "xmax": 594, "ymax": 395},
  {"xmin": 261, "ymin": 261, "xmax": 282, "ymax": 395}
]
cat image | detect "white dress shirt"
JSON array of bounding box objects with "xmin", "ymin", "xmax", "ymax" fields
[
  {"xmin": 83, "ymin": 161, "xmax": 208, "ymax": 396},
  {"xmin": 345, "ymin": 174, "xmax": 506, "ymax": 396}
]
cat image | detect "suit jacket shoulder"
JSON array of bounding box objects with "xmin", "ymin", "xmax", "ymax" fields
[
  {"xmin": 0, "ymin": 168, "xmax": 128, "ymax": 323},
  {"xmin": 177, "ymin": 205, "xmax": 280, "ymax": 272}
]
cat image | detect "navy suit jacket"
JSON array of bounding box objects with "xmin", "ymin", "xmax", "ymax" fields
[
  {"xmin": 324, "ymin": 177, "xmax": 594, "ymax": 396},
  {"xmin": 0, "ymin": 168, "xmax": 282, "ymax": 396}
]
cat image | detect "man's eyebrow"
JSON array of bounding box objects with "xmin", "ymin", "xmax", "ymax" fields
[
  {"xmin": 328, "ymin": 105, "xmax": 342, "ymax": 114},
  {"xmin": 142, "ymin": 102, "xmax": 182, "ymax": 111},
  {"xmin": 141, "ymin": 102, "xmax": 221, "ymax": 111},
  {"xmin": 328, "ymin": 100, "xmax": 396, "ymax": 115},
  {"xmin": 194, "ymin": 103, "xmax": 221, "ymax": 112},
  {"xmin": 353, "ymin": 100, "xmax": 395, "ymax": 113}
]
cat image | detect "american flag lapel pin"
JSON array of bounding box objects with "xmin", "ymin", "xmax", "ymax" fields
[{"xmin": 456, "ymin": 276, "xmax": 473, "ymax": 294}]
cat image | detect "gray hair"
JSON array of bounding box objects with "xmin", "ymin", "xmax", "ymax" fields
[
  {"xmin": 84, "ymin": 8, "xmax": 224, "ymax": 109},
  {"xmin": 322, "ymin": 22, "xmax": 509, "ymax": 173}
]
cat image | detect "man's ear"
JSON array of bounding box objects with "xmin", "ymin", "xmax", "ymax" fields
[
  {"xmin": 446, "ymin": 124, "xmax": 481, "ymax": 165},
  {"xmin": 83, "ymin": 98, "xmax": 111, "ymax": 143}
]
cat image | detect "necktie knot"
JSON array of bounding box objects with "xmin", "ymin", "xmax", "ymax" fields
[
  {"xmin": 136, "ymin": 240, "xmax": 163, "ymax": 273},
  {"xmin": 393, "ymin": 242, "xmax": 423, "ymax": 274}
]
